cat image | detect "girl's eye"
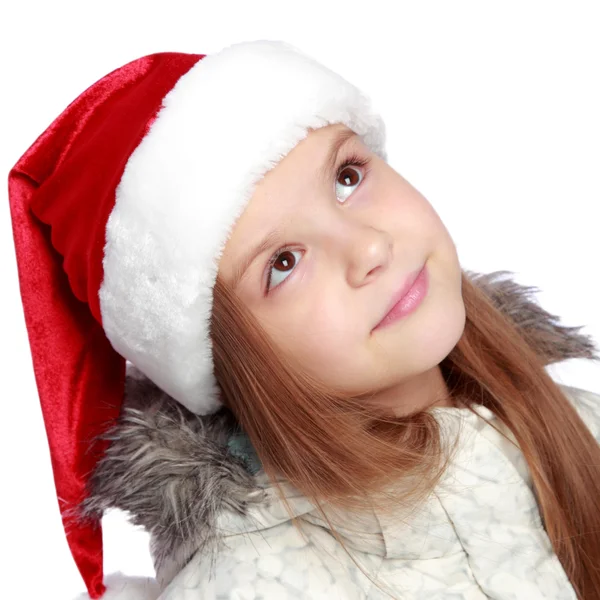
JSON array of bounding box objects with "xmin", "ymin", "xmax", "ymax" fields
[
  {"xmin": 266, "ymin": 248, "xmax": 302, "ymax": 292},
  {"xmin": 335, "ymin": 154, "xmax": 370, "ymax": 203}
]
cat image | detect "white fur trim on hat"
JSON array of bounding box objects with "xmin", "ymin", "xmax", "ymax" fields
[{"xmin": 99, "ymin": 39, "xmax": 387, "ymax": 415}]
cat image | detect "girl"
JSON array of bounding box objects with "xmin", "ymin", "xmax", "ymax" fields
[{"xmin": 8, "ymin": 40, "xmax": 600, "ymax": 600}]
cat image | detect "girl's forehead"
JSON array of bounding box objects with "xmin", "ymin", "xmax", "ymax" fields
[{"xmin": 254, "ymin": 125, "xmax": 361, "ymax": 202}]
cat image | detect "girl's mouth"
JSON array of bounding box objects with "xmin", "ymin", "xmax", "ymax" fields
[{"xmin": 373, "ymin": 264, "xmax": 429, "ymax": 331}]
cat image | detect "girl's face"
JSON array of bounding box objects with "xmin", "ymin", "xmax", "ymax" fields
[{"xmin": 219, "ymin": 124, "xmax": 466, "ymax": 415}]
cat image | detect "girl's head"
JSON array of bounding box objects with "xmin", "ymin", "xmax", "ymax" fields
[{"xmin": 218, "ymin": 122, "xmax": 466, "ymax": 416}]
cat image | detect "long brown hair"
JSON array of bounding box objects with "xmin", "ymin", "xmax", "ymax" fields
[{"xmin": 211, "ymin": 269, "xmax": 600, "ymax": 599}]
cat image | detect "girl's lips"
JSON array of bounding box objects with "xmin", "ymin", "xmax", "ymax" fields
[{"xmin": 373, "ymin": 264, "xmax": 428, "ymax": 331}]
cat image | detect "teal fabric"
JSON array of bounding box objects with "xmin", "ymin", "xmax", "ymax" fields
[{"xmin": 226, "ymin": 432, "xmax": 263, "ymax": 475}]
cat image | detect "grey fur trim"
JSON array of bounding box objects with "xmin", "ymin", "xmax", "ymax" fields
[
  {"xmin": 79, "ymin": 269, "xmax": 598, "ymax": 583},
  {"xmin": 465, "ymin": 269, "xmax": 599, "ymax": 363},
  {"xmin": 78, "ymin": 374, "xmax": 269, "ymax": 584}
]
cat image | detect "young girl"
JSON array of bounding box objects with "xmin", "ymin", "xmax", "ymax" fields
[{"xmin": 8, "ymin": 39, "xmax": 600, "ymax": 600}]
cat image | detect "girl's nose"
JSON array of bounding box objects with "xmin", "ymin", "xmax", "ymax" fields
[{"xmin": 345, "ymin": 225, "xmax": 394, "ymax": 287}]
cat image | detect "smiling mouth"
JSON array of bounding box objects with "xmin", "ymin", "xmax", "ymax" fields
[{"xmin": 373, "ymin": 263, "xmax": 428, "ymax": 331}]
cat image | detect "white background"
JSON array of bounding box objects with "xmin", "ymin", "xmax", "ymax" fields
[{"xmin": 1, "ymin": 1, "xmax": 599, "ymax": 598}]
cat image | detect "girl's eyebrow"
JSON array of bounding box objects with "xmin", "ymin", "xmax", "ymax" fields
[
  {"xmin": 317, "ymin": 128, "xmax": 358, "ymax": 186},
  {"xmin": 231, "ymin": 228, "xmax": 282, "ymax": 290},
  {"xmin": 231, "ymin": 128, "xmax": 357, "ymax": 290}
]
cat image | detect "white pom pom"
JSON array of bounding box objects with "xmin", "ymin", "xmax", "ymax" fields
[{"xmin": 73, "ymin": 572, "xmax": 160, "ymax": 600}]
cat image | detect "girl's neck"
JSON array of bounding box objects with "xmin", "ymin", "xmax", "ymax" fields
[{"xmin": 371, "ymin": 365, "xmax": 454, "ymax": 417}]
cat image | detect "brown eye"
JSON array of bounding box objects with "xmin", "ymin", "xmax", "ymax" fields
[
  {"xmin": 267, "ymin": 248, "xmax": 303, "ymax": 292},
  {"xmin": 273, "ymin": 250, "xmax": 296, "ymax": 272},
  {"xmin": 335, "ymin": 165, "xmax": 364, "ymax": 203},
  {"xmin": 337, "ymin": 166, "xmax": 361, "ymax": 187}
]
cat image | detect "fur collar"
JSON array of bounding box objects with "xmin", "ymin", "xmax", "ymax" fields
[{"xmin": 80, "ymin": 269, "xmax": 598, "ymax": 582}]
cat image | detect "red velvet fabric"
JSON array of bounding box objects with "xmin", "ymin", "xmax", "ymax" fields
[{"xmin": 8, "ymin": 51, "xmax": 204, "ymax": 598}]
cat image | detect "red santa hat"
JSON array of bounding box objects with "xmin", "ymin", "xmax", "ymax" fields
[{"xmin": 7, "ymin": 39, "xmax": 387, "ymax": 598}]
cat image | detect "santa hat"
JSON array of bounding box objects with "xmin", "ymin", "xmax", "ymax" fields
[{"xmin": 7, "ymin": 39, "xmax": 386, "ymax": 598}]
